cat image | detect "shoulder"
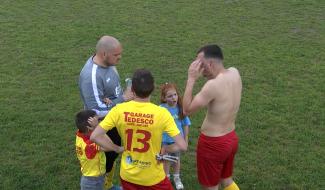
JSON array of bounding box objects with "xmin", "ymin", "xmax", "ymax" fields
[
  {"xmin": 202, "ymin": 78, "xmax": 220, "ymax": 91},
  {"xmin": 229, "ymin": 67, "xmax": 239, "ymax": 72},
  {"xmin": 109, "ymin": 66, "xmax": 119, "ymax": 74},
  {"xmin": 159, "ymin": 103, "xmax": 165, "ymax": 107},
  {"xmin": 80, "ymin": 57, "xmax": 95, "ymax": 73},
  {"xmin": 159, "ymin": 103, "xmax": 168, "ymax": 109},
  {"xmin": 228, "ymin": 67, "xmax": 241, "ymax": 77},
  {"xmin": 198, "ymin": 77, "xmax": 223, "ymax": 99},
  {"xmin": 112, "ymin": 102, "xmax": 127, "ymax": 111},
  {"xmin": 154, "ymin": 104, "xmax": 170, "ymax": 114}
]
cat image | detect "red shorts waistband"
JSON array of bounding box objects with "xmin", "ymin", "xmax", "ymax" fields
[{"xmin": 200, "ymin": 130, "xmax": 237, "ymax": 141}]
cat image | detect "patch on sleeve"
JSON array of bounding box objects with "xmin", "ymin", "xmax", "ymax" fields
[{"xmin": 85, "ymin": 144, "xmax": 98, "ymax": 159}]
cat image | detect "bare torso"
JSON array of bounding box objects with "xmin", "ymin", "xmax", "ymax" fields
[{"xmin": 201, "ymin": 67, "xmax": 242, "ymax": 137}]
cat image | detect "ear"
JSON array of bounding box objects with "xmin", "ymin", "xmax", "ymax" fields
[{"xmin": 208, "ymin": 60, "xmax": 214, "ymax": 67}]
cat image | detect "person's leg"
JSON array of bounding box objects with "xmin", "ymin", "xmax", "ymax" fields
[
  {"xmin": 220, "ymin": 132, "xmax": 239, "ymax": 190},
  {"xmin": 104, "ymin": 163, "xmax": 116, "ymax": 189},
  {"xmin": 95, "ymin": 176, "xmax": 105, "ymax": 190},
  {"xmin": 173, "ymin": 157, "xmax": 181, "ymax": 174},
  {"xmin": 200, "ymin": 184, "xmax": 219, "ymax": 190},
  {"xmin": 220, "ymin": 177, "xmax": 233, "ymax": 187},
  {"xmin": 221, "ymin": 177, "xmax": 239, "ymax": 190},
  {"xmin": 120, "ymin": 177, "xmax": 138, "ymax": 190},
  {"xmin": 149, "ymin": 177, "xmax": 174, "ymax": 190},
  {"xmin": 120, "ymin": 177, "xmax": 173, "ymax": 190},
  {"xmin": 197, "ymin": 134, "xmax": 225, "ymax": 189},
  {"xmin": 173, "ymin": 157, "xmax": 184, "ymax": 190},
  {"xmin": 163, "ymin": 160, "xmax": 171, "ymax": 178},
  {"xmin": 104, "ymin": 127, "xmax": 121, "ymax": 189},
  {"xmin": 80, "ymin": 176, "xmax": 104, "ymax": 190}
]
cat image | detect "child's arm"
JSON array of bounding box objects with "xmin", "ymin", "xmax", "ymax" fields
[
  {"xmin": 87, "ymin": 116, "xmax": 99, "ymax": 131},
  {"xmin": 164, "ymin": 134, "xmax": 187, "ymax": 153},
  {"xmin": 183, "ymin": 125, "xmax": 189, "ymax": 145}
]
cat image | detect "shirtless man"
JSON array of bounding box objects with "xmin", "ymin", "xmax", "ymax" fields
[{"xmin": 183, "ymin": 45, "xmax": 242, "ymax": 190}]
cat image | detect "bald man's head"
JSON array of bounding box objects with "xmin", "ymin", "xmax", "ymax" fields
[
  {"xmin": 95, "ymin": 36, "xmax": 123, "ymax": 66},
  {"xmin": 96, "ymin": 36, "xmax": 121, "ymax": 53}
]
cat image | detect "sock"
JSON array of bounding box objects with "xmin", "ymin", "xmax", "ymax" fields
[
  {"xmin": 224, "ymin": 182, "xmax": 240, "ymax": 190},
  {"xmin": 167, "ymin": 174, "xmax": 170, "ymax": 179},
  {"xmin": 173, "ymin": 173, "xmax": 180, "ymax": 178},
  {"xmin": 104, "ymin": 164, "xmax": 116, "ymax": 189}
]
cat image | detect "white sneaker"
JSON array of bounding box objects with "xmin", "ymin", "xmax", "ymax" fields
[{"xmin": 174, "ymin": 176, "xmax": 184, "ymax": 190}]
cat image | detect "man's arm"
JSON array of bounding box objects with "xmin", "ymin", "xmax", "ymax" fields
[
  {"xmin": 90, "ymin": 125, "xmax": 124, "ymax": 153},
  {"xmin": 79, "ymin": 65, "xmax": 111, "ymax": 117},
  {"xmin": 183, "ymin": 81, "xmax": 215, "ymax": 115},
  {"xmin": 99, "ymin": 146, "xmax": 115, "ymax": 152},
  {"xmin": 183, "ymin": 59, "xmax": 214, "ymax": 115},
  {"xmin": 183, "ymin": 78, "xmax": 200, "ymax": 115},
  {"xmin": 164, "ymin": 134, "xmax": 187, "ymax": 153}
]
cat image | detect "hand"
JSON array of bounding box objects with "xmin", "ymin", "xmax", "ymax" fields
[
  {"xmin": 123, "ymin": 88, "xmax": 134, "ymax": 101},
  {"xmin": 87, "ymin": 116, "xmax": 98, "ymax": 130},
  {"xmin": 103, "ymin": 97, "xmax": 112, "ymax": 105},
  {"xmin": 188, "ymin": 59, "xmax": 203, "ymax": 81},
  {"xmin": 157, "ymin": 146, "xmax": 167, "ymax": 164},
  {"xmin": 160, "ymin": 146, "xmax": 168, "ymax": 155},
  {"xmin": 116, "ymin": 146, "xmax": 124, "ymax": 154}
]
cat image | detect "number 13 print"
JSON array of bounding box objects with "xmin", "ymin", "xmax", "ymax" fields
[{"xmin": 125, "ymin": 129, "xmax": 151, "ymax": 153}]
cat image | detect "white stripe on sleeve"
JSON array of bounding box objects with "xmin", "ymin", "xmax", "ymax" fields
[{"xmin": 91, "ymin": 64, "xmax": 107, "ymax": 109}]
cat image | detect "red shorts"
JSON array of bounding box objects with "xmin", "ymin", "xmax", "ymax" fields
[
  {"xmin": 197, "ymin": 130, "xmax": 239, "ymax": 187},
  {"xmin": 120, "ymin": 177, "xmax": 173, "ymax": 190}
]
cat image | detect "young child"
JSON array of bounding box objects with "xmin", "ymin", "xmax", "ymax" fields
[
  {"xmin": 75, "ymin": 110, "xmax": 111, "ymax": 190},
  {"xmin": 160, "ymin": 83, "xmax": 191, "ymax": 190}
]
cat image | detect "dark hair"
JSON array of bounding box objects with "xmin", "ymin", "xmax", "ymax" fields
[
  {"xmin": 75, "ymin": 110, "xmax": 96, "ymax": 133},
  {"xmin": 131, "ymin": 69, "xmax": 154, "ymax": 98},
  {"xmin": 160, "ymin": 83, "xmax": 185, "ymax": 119},
  {"xmin": 197, "ymin": 44, "xmax": 223, "ymax": 60}
]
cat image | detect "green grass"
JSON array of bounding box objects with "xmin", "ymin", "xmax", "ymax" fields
[{"xmin": 1, "ymin": 0, "xmax": 324, "ymax": 189}]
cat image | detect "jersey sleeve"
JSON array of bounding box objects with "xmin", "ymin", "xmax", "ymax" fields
[
  {"xmin": 162, "ymin": 109, "xmax": 180, "ymax": 137},
  {"xmin": 85, "ymin": 143, "xmax": 98, "ymax": 159},
  {"xmin": 182, "ymin": 116, "xmax": 191, "ymax": 127},
  {"xmin": 99, "ymin": 106, "xmax": 119, "ymax": 131}
]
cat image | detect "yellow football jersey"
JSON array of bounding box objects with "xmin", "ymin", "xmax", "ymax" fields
[
  {"xmin": 76, "ymin": 131, "xmax": 106, "ymax": 176},
  {"xmin": 100, "ymin": 101, "xmax": 180, "ymax": 186}
]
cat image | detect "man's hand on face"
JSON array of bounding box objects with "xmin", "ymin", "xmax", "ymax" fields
[{"xmin": 188, "ymin": 58, "xmax": 204, "ymax": 81}]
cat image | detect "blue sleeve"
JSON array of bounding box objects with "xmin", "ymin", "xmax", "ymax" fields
[{"xmin": 182, "ymin": 116, "xmax": 191, "ymax": 127}]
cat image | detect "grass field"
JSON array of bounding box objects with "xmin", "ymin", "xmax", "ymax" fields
[{"xmin": 1, "ymin": 0, "xmax": 324, "ymax": 189}]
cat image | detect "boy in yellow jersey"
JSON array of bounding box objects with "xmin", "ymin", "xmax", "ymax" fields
[
  {"xmin": 91, "ymin": 69, "xmax": 188, "ymax": 190},
  {"xmin": 75, "ymin": 110, "xmax": 122, "ymax": 190}
]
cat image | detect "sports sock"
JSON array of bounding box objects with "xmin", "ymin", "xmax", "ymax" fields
[
  {"xmin": 224, "ymin": 182, "xmax": 239, "ymax": 190},
  {"xmin": 173, "ymin": 173, "xmax": 180, "ymax": 178},
  {"xmin": 104, "ymin": 164, "xmax": 116, "ymax": 189}
]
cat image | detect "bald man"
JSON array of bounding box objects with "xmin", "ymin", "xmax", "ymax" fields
[
  {"xmin": 183, "ymin": 45, "xmax": 242, "ymax": 190},
  {"xmin": 79, "ymin": 36, "xmax": 131, "ymax": 190}
]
